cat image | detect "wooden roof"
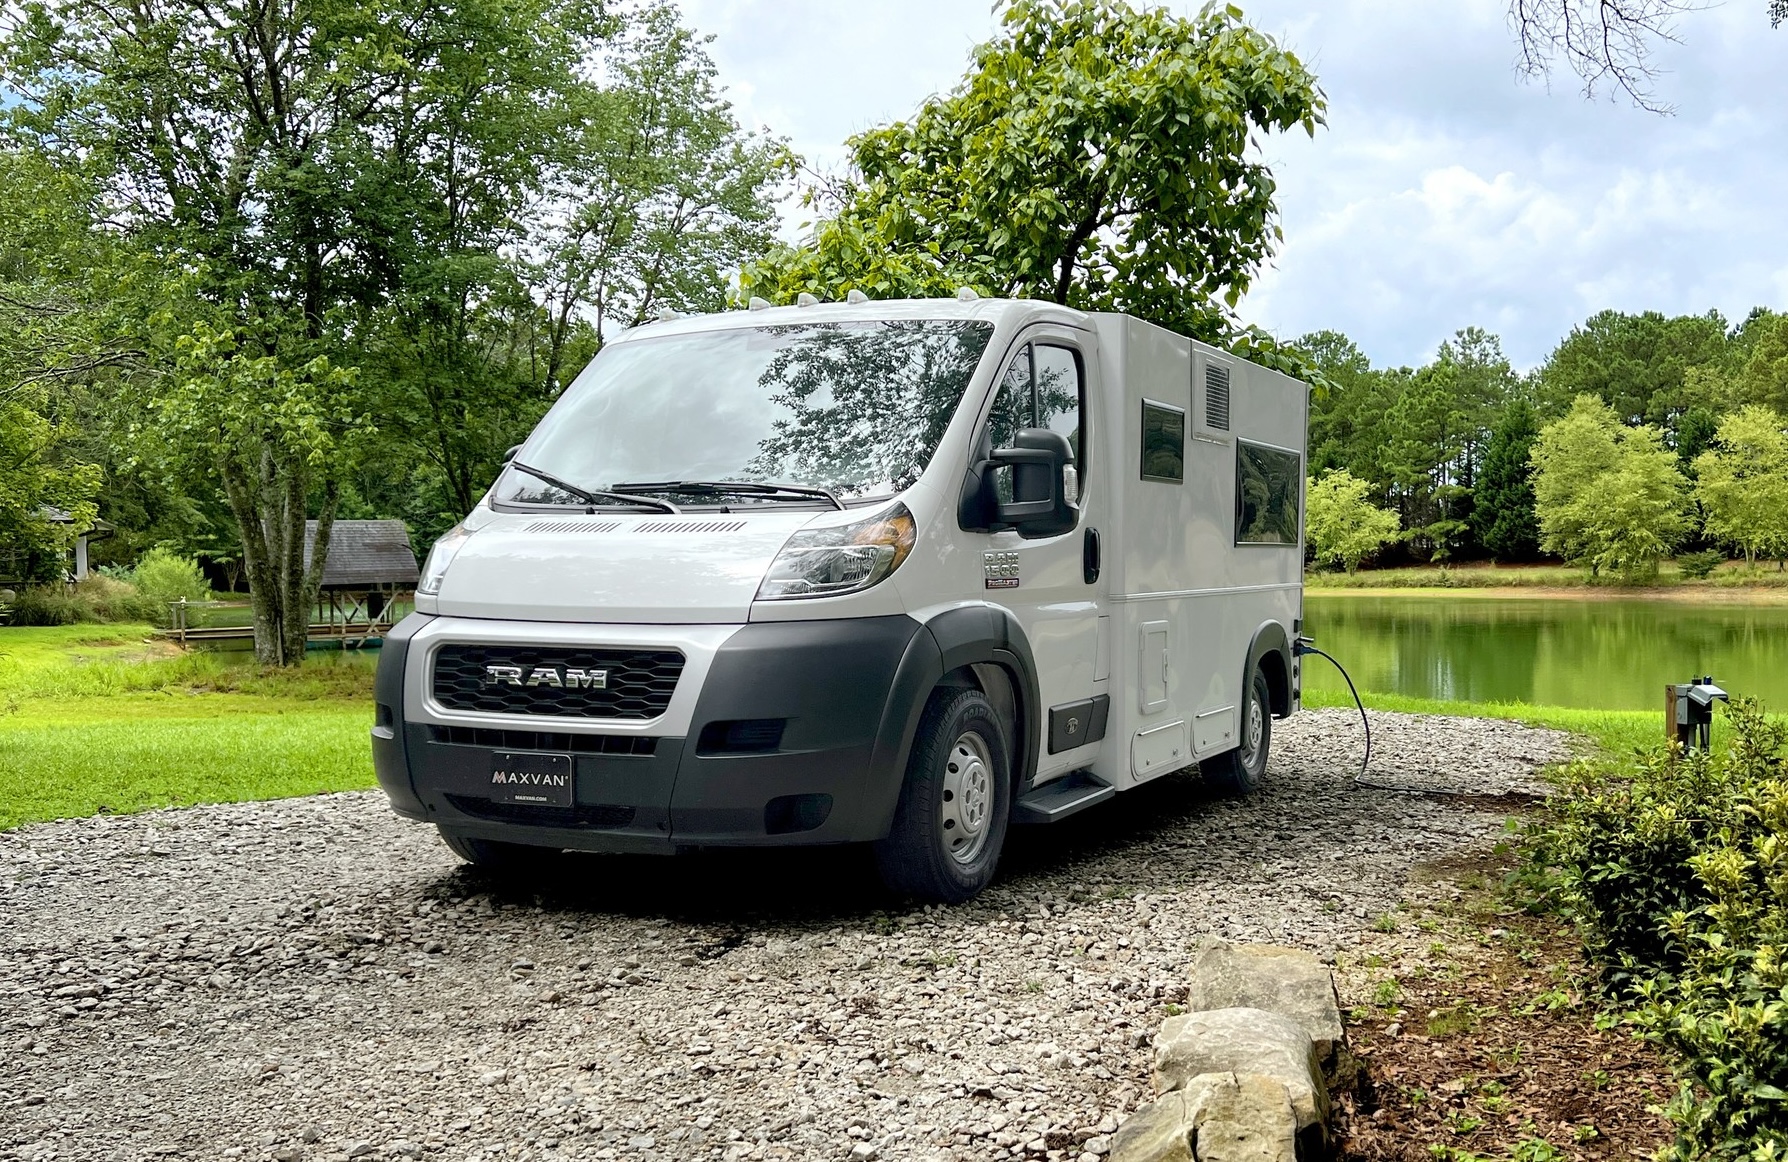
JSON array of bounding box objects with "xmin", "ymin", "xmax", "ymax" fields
[{"xmin": 303, "ymin": 520, "xmax": 420, "ymax": 589}]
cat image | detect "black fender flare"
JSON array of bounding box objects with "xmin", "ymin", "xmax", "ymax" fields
[
  {"xmin": 1244, "ymin": 619, "xmax": 1294, "ymax": 719},
  {"xmin": 865, "ymin": 604, "xmax": 1041, "ymax": 835}
]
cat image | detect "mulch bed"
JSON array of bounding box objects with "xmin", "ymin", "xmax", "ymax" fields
[{"xmin": 1330, "ymin": 846, "xmax": 1675, "ymax": 1161}]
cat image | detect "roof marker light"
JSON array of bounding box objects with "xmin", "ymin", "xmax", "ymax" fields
[
  {"xmin": 796, "ymin": 292, "xmax": 819, "ymax": 307},
  {"xmin": 747, "ymin": 296, "xmax": 771, "ymax": 311},
  {"xmin": 846, "ymin": 289, "xmax": 868, "ymax": 304},
  {"xmin": 956, "ymin": 287, "xmax": 979, "ymax": 301},
  {"xmin": 653, "ymin": 305, "xmax": 683, "ymax": 320}
]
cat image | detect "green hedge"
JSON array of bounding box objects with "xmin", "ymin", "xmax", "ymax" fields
[{"xmin": 1532, "ymin": 700, "xmax": 1788, "ymax": 1160}]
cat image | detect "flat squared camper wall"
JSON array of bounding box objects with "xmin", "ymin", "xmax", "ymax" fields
[{"xmin": 1086, "ymin": 314, "xmax": 1308, "ymax": 788}]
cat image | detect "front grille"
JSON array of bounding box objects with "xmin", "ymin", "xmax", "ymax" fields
[
  {"xmin": 427, "ymin": 725, "xmax": 657, "ymax": 756},
  {"xmin": 432, "ymin": 645, "xmax": 684, "ymax": 719},
  {"xmin": 446, "ymin": 794, "xmax": 636, "ymax": 830}
]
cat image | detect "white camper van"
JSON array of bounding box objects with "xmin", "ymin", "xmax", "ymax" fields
[{"xmin": 372, "ymin": 296, "xmax": 1307, "ymax": 902}]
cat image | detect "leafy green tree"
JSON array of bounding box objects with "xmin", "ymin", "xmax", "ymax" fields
[
  {"xmin": 2, "ymin": 0, "xmax": 607, "ymax": 661},
  {"xmin": 1536, "ymin": 309, "xmax": 1730, "ymax": 428},
  {"xmin": 1530, "ymin": 395, "xmax": 1688, "ymax": 579},
  {"xmin": 1472, "ymin": 397, "xmax": 1542, "ymax": 561},
  {"xmin": 736, "ymin": 0, "xmax": 1324, "ymax": 350},
  {"xmin": 0, "ymin": 146, "xmax": 103, "ymax": 577},
  {"xmin": 1305, "ymin": 470, "xmax": 1401, "ymax": 573},
  {"xmin": 529, "ymin": 5, "xmax": 793, "ymax": 388},
  {"xmin": 1693, "ymin": 405, "xmax": 1788, "ymax": 567}
]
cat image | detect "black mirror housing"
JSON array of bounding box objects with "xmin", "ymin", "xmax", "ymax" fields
[{"xmin": 981, "ymin": 428, "xmax": 1075, "ymax": 537}]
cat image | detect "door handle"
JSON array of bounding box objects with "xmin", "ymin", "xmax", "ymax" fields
[{"xmin": 1082, "ymin": 526, "xmax": 1101, "ymax": 584}]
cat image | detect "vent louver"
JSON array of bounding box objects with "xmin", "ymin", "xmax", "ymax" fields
[
  {"xmin": 1204, "ymin": 363, "xmax": 1232, "ymax": 432},
  {"xmin": 524, "ymin": 519, "xmax": 622, "ymax": 534},
  {"xmin": 632, "ymin": 520, "xmax": 748, "ymax": 534}
]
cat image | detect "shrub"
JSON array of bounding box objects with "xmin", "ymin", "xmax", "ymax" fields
[
  {"xmin": 1677, "ymin": 550, "xmax": 1725, "ymax": 580},
  {"xmin": 1532, "ymin": 700, "xmax": 1788, "ymax": 1160},
  {"xmin": 130, "ymin": 548, "xmax": 209, "ymax": 605},
  {"xmin": 6, "ymin": 577, "xmax": 163, "ymax": 626}
]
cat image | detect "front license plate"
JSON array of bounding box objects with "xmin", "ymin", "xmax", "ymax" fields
[{"xmin": 488, "ymin": 752, "xmax": 574, "ymax": 807}]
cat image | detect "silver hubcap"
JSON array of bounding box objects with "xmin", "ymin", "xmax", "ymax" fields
[
  {"xmin": 940, "ymin": 731, "xmax": 994, "ymax": 865},
  {"xmin": 1244, "ymin": 692, "xmax": 1265, "ymax": 764}
]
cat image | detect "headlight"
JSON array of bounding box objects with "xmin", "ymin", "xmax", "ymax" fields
[
  {"xmin": 416, "ymin": 524, "xmax": 472, "ymax": 596},
  {"xmin": 756, "ymin": 504, "xmax": 917, "ymax": 600}
]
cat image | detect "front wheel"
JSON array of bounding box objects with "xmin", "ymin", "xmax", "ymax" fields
[
  {"xmin": 874, "ymin": 686, "xmax": 1012, "ymax": 903},
  {"xmin": 1202, "ymin": 668, "xmax": 1272, "ymax": 795}
]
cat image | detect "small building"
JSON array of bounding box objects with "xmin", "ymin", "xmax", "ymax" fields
[
  {"xmin": 302, "ymin": 519, "xmax": 421, "ymax": 640},
  {"xmin": 7, "ymin": 506, "xmax": 114, "ymax": 583}
]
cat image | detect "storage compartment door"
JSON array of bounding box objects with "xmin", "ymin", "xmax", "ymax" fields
[
  {"xmin": 1132, "ymin": 720, "xmax": 1187, "ymax": 781},
  {"xmin": 1139, "ymin": 620, "xmax": 1169, "ymax": 714}
]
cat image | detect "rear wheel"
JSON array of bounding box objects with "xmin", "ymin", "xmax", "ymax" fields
[
  {"xmin": 1202, "ymin": 668, "xmax": 1272, "ymax": 795},
  {"xmin": 874, "ymin": 686, "xmax": 1012, "ymax": 903},
  {"xmin": 437, "ymin": 827, "xmax": 559, "ymax": 873}
]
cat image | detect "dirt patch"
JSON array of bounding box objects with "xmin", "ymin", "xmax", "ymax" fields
[{"xmin": 1331, "ymin": 844, "xmax": 1674, "ymax": 1161}]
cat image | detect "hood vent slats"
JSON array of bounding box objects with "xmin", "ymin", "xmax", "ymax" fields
[
  {"xmin": 524, "ymin": 519, "xmax": 622, "ymax": 534},
  {"xmin": 632, "ymin": 520, "xmax": 748, "ymax": 534}
]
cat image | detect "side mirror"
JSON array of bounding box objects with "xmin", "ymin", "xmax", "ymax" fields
[
  {"xmin": 988, "ymin": 428, "xmax": 1076, "ymax": 536},
  {"xmin": 503, "ymin": 444, "xmax": 522, "ymax": 464}
]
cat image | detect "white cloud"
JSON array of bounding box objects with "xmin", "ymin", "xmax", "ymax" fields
[{"xmin": 673, "ymin": 0, "xmax": 1788, "ymax": 369}]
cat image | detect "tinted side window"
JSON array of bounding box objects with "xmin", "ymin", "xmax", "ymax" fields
[
  {"xmin": 1033, "ymin": 344, "xmax": 1083, "ymax": 469},
  {"xmin": 1235, "ymin": 441, "xmax": 1302, "ymax": 544},
  {"xmin": 1140, "ymin": 400, "xmax": 1184, "ymax": 484},
  {"xmin": 988, "ymin": 345, "xmax": 1032, "ymax": 453}
]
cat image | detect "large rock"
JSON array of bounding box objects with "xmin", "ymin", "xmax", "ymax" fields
[
  {"xmin": 1152, "ymin": 1008, "xmax": 1327, "ymax": 1132},
  {"xmin": 1186, "ymin": 941, "xmax": 1345, "ymax": 1064},
  {"xmin": 1109, "ymin": 1073, "xmax": 1297, "ymax": 1162}
]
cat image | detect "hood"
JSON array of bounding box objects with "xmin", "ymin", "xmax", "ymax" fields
[{"xmin": 433, "ymin": 511, "xmax": 818, "ymax": 623}]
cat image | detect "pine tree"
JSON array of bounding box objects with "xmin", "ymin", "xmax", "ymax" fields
[{"xmin": 1473, "ymin": 398, "xmax": 1542, "ymax": 561}]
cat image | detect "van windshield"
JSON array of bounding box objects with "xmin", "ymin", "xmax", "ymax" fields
[{"xmin": 495, "ymin": 319, "xmax": 996, "ymax": 507}]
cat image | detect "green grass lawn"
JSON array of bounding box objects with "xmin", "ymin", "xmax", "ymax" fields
[
  {"xmin": 0, "ymin": 624, "xmax": 1705, "ymax": 833},
  {"xmin": 1301, "ymin": 685, "xmax": 1687, "ymax": 756},
  {"xmin": 1, "ymin": 625, "xmax": 376, "ymax": 830}
]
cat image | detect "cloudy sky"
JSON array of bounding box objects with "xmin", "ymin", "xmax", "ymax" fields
[{"xmin": 678, "ymin": 0, "xmax": 1788, "ymax": 371}]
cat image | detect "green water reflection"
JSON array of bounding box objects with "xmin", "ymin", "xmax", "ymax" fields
[{"xmin": 1302, "ymin": 595, "xmax": 1788, "ymax": 710}]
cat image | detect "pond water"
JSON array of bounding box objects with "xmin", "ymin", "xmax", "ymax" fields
[{"xmin": 1301, "ymin": 594, "xmax": 1788, "ymax": 711}]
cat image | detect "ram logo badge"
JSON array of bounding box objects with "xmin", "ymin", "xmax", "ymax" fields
[{"xmin": 484, "ymin": 664, "xmax": 608, "ymax": 690}]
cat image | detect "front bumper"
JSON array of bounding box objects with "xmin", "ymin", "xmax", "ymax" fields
[{"xmin": 373, "ymin": 612, "xmax": 936, "ymax": 852}]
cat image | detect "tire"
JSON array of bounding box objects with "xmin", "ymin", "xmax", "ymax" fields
[
  {"xmin": 437, "ymin": 827, "xmax": 559, "ymax": 873},
  {"xmin": 1203, "ymin": 668, "xmax": 1273, "ymax": 795},
  {"xmin": 874, "ymin": 686, "xmax": 1013, "ymax": 903}
]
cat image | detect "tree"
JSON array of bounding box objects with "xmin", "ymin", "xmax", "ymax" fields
[
  {"xmin": 1305, "ymin": 470, "xmax": 1401, "ymax": 573},
  {"xmin": 528, "ymin": 5, "xmax": 793, "ymax": 390},
  {"xmin": 1472, "ymin": 397, "xmax": 1542, "ymax": 561},
  {"xmin": 1530, "ymin": 395, "xmax": 1688, "ymax": 579},
  {"xmin": 0, "ymin": 146, "xmax": 103, "ymax": 577},
  {"xmin": 737, "ymin": 0, "xmax": 1324, "ymax": 350},
  {"xmin": 1509, "ymin": 0, "xmax": 1785, "ymax": 112},
  {"xmin": 2, "ymin": 0, "xmax": 608, "ymax": 662},
  {"xmin": 1536, "ymin": 309, "xmax": 1730, "ymax": 430},
  {"xmin": 1693, "ymin": 405, "xmax": 1788, "ymax": 567}
]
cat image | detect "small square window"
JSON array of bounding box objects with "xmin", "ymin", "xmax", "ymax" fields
[
  {"xmin": 1235, "ymin": 440, "xmax": 1302, "ymax": 545},
  {"xmin": 1140, "ymin": 400, "xmax": 1184, "ymax": 484}
]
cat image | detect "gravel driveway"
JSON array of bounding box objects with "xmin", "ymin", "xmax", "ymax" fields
[{"xmin": 1, "ymin": 710, "xmax": 1566, "ymax": 1162}]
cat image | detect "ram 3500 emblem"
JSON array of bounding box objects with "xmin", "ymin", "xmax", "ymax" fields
[{"xmin": 484, "ymin": 664, "xmax": 608, "ymax": 690}]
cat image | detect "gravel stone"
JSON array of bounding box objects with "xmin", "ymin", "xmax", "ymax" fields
[{"xmin": 0, "ymin": 709, "xmax": 1563, "ymax": 1160}]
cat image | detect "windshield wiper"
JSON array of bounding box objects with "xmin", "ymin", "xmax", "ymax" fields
[
  {"xmin": 611, "ymin": 480, "xmax": 845, "ymax": 511},
  {"xmin": 510, "ymin": 462, "xmax": 681, "ymax": 513}
]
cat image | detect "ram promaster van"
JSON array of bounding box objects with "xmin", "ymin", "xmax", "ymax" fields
[{"xmin": 372, "ymin": 295, "xmax": 1307, "ymax": 902}]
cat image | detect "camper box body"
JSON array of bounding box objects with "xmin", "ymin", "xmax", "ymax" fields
[
  {"xmin": 1088, "ymin": 314, "xmax": 1306, "ymax": 789},
  {"xmin": 371, "ymin": 298, "xmax": 1307, "ymax": 897}
]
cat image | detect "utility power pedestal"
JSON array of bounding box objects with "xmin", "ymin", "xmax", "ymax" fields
[{"xmin": 1666, "ymin": 678, "xmax": 1728, "ymax": 751}]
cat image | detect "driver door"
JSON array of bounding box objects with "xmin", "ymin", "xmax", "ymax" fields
[{"xmin": 979, "ymin": 328, "xmax": 1107, "ymax": 784}]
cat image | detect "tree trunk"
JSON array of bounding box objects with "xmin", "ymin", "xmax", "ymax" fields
[{"xmin": 216, "ymin": 440, "xmax": 338, "ymax": 667}]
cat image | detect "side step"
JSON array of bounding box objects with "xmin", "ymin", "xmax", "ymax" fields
[{"xmin": 1013, "ymin": 772, "xmax": 1116, "ymax": 825}]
